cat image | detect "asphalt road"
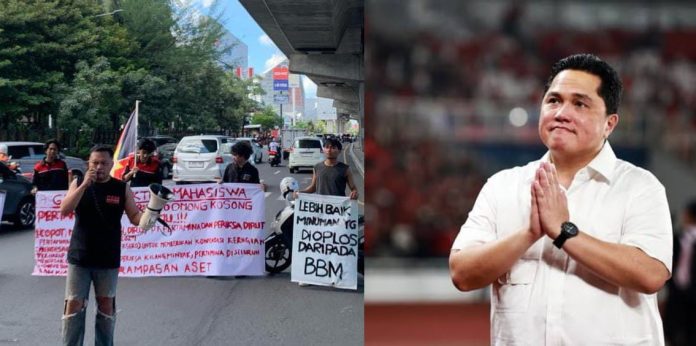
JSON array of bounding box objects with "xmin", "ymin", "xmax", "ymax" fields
[{"xmin": 0, "ymin": 143, "xmax": 364, "ymax": 345}]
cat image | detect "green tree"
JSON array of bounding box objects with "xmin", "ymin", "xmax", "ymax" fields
[
  {"xmin": 0, "ymin": 0, "xmax": 257, "ymax": 151},
  {"xmin": 117, "ymin": 0, "xmax": 238, "ymax": 133},
  {"xmin": 58, "ymin": 57, "xmax": 121, "ymax": 130},
  {"xmin": 250, "ymin": 106, "xmax": 283, "ymax": 130},
  {"xmin": 0, "ymin": 0, "xmax": 130, "ymax": 135},
  {"xmin": 295, "ymin": 120, "xmax": 326, "ymax": 133}
]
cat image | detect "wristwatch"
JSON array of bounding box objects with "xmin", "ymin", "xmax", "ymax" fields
[{"xmin": 553, "ymin": 221, "xmax": 579, "ymax": 249}]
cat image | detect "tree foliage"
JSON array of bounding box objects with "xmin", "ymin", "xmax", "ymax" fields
[
  {"xmin": 250, "ymin": 105, "xmax": 283, "ymax": 130},
  {"xmin": 0, "ymin": 0, "xmax": 263, "ymax": 155}
]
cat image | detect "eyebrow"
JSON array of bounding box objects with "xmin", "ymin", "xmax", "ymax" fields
[{"xmin": 545, "ymin": 91, "xmax": 594, "ymax": 103}]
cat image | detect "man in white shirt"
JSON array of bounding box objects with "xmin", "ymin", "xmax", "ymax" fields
[{"xmin": 449, "ymin": 54, "xmax": 672, "ymax": 345}]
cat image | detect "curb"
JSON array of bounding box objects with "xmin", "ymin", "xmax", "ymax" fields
[{"xmin": 349, "ymin": 142, "xmax": 364, "ymax": 177}]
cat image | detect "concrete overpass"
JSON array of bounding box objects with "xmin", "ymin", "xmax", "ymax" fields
[{"xmin": 239, "ymin": 0, "xmax": 364, "ymax": 135}]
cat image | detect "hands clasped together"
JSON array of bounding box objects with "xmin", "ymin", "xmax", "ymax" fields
[{"xmin": 530, "ymin": 162, "xmax": 570, "ymax": 241}]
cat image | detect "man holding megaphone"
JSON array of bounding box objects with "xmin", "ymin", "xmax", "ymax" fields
[{"xmin": 58, "ymin": 145, "xmax": 173, "ymax": 346}]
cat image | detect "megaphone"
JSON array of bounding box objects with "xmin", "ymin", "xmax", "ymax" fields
[{"xmin": 139, "ymin": 183, "xmax": 175, "ymax": 232}]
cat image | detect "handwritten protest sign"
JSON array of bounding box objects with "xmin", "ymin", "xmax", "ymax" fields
[
  {"xmin": 33, "ymin": 183, "xmax": 265, "ymax": 277},
  {"xmin": 291, "ymin": 193, "xmax": 358, "ymax": 290}
]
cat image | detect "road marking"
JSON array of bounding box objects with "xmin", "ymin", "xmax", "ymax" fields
[
  {"xmin": 264, "ymin": 192, "xmax": 272, "ymax": 198},
  {"xmin": 274, "ymin": 170, "xmax": 280, "ymax": 175}
]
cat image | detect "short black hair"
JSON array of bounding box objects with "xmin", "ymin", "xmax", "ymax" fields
[
  {"xmin": 231, "ymin": 141, "xmax": 253, "ymax": 160},
  {"xmin": 323, "ymin": 138, "xmax": 342, "ymax": 150},
  {"xmin": 44, "ymin": 139, "xmax": 61, "ymax": 151},
  {"xmin": 544, "ymin": 53, "xmax": 623, "ymax": 115},
  {"xmin": 90, "ymin": 145, "xmax": 114, "ymax": 158},
  {"xmin": 138, "ymin": 138, "xmax": 156, "ymax": 153}
]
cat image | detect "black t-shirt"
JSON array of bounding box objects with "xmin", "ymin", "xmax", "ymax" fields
[
  {"xmin": 314, "ymin": 162, "xmax": 349, "ymax": 197},
  {"xmin": 222, "ymin": 161, "xmax": 260, "ymax": 184},
  {"xmin": 33, "ymin": 158, "xmax": 69, "ymax": 191},
  {"xmin": 67, "ymin": 178, "xmax": 127, "ymax": 269}
]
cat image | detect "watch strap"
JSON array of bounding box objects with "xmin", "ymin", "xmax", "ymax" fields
[{"xmin": 553, "ymin": 222, "xmax": 578, "ymax": 249}]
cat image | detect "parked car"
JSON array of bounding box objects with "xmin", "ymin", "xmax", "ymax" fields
[
  {"xmin": 139, "ymin": 135, "xmax": 177, "ymax": 147},
  {"xmin": 0, "ymin": 141, "xmax": 87, "ymax": 181},
  {"xmin": 0, "ymin": 161, "xmax": 35, "ymax": 228},
  {"xmin": 156, "ymin": 142, "xmax": 177, "ymax": 179},
  {"xmin": 288, "ymin": 136, "xmax": 324, "ymax": 173},
  {"xmin": 233, "ymin": 137, "xmax": 264, "ymax": 164},
  {"xmin": 172, "ymin": 135, "xmax": 236, "ymax": 184}
]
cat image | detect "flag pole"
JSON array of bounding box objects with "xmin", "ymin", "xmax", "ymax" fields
[{"xmin": 135, "ymin": 100, "xmax": 140, "ymax": 164}]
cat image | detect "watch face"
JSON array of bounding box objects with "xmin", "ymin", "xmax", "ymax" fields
[{"xmin": 562, "ymin": 222, "xmax": 578, "ymax": 236}]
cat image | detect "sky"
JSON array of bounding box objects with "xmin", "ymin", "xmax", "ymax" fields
[{"xmin": 188, "ymin": 0, "xmax": 318, "ymax": 98}]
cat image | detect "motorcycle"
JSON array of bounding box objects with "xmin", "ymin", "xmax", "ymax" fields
[
  {"xmin": 268, "ymin": 149, "xmax": 281, "ymax": 167},
  {"xmin": 265, "ymin": 177, "xmax": 364, "ymax": 275}
]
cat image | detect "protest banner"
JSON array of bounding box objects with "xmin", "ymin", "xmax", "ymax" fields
[
  {"xmin": 33, "ymin": 183, "xmax": 265, "ymax": 277},
  {"xmin": 291, "ymin": 193, "xmax": 359, "ymax": 290}
]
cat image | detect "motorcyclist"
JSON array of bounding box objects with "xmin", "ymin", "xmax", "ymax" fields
[
  {"xmin": 269, "ymin": 138, "xmax": 280, "ymax": 152},
  {"xmin": 268, "ymin": 138, "xmax": 281, "ymax": 165}
]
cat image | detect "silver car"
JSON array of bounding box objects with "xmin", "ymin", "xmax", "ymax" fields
[
  {"xmin": 0, "ymin": 141, "xmax": 87, "ymax": 181},
  {"xmin": 172, "ymin": 135, "xmax": 236, "ymax": 184}
]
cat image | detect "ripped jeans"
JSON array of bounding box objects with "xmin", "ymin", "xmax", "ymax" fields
[{"xmin": 62, "ymin": 264, "xmax": 119, "ymax": 346}]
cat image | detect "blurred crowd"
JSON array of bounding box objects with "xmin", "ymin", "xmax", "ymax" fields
[{"xmin": 365, "ymin": 0, "xmax": 696, "ymax": 257}]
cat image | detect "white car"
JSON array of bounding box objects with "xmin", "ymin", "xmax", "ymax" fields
[
  {"xmin": 172, "ymin": 135, "xmax": 236, "ymax": 184},
  {"xmin": 288, "ymin": 136, "xmax": 324, "ymax": 173}
]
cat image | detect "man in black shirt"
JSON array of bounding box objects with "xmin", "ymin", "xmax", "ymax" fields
[
  {"xmin": 32, "ymin": 139, "xmax": 69, "ymax": 192},
  {"xmin": 297, "ymin": 138, "xmax": 358, "ymax": 199},
  {"xmin": 222, "ymin": 141, "xmax": 264, "ymax": 190},
  {"xmin": 59, "ymin": 145, "xmax": 144, "ymax": 346}
]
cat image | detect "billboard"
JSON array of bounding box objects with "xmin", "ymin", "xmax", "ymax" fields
[{"xmin": 272, "ymin": 67, "xmax": 289, "ymax": 80}]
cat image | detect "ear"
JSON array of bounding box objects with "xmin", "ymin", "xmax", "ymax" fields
[{"xmin": 604, "ymin": 114, "xmax": 619, "ymax": 139}]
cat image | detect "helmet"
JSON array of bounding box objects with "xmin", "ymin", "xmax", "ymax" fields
[{"xmin": 279, "ymin": 177, "xmax": 299, "ymax": 198}]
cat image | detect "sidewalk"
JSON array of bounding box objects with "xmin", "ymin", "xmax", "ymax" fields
[{"xmin": 349, "ymin": 140, "xmax": 364, "ymax": 177}]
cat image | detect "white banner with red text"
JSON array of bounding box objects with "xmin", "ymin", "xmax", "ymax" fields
[
  {"xmin": 291, "ymin": 193, "xmax": 359, "ymax": 290},
  {"xmin": 33, "ymin": 183, "xmax": 265, "ymax": 277}
]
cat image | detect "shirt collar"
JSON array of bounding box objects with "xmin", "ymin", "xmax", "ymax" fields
[
  {"xmin": 43, "ymin": 156, "xmax": 59, "ymax": 165},
  {"xmin": 539, "ymin": 141, "xmax": 617, "ymax": 183}
]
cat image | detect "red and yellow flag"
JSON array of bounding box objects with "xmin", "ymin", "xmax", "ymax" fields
[{"xmin": 110, "ymin": 108, "xmax": 138, "ymax": 180}]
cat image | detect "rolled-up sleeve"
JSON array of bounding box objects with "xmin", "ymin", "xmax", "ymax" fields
[
  {"xmin": 452, "ymin": 178, "xmax": 498, "ymax": 250},
  {"xmin": 620, "ymin": 175, "xmax": 673, "ymax": 273}
]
